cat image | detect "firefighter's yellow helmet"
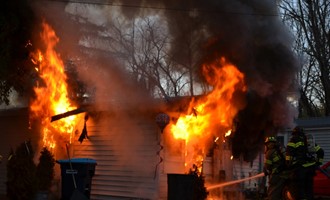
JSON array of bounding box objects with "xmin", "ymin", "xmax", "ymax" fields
[{"xmin": 265, "ymin": 136, "xmax": 277, "ymax": 144}]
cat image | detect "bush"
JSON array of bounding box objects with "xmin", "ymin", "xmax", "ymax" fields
[
  {"xmin": 36, "ymin": 147, "xmax": 55, "ymax": 191},
  {"xmin": 188, "ymin": 165, "xmax": 209, "ymax": 200},
  {"xmin": 6, "ymin": 140, "xmax": 37, "ymax": 200},
  {"xmin": 6, "ymin": 142, "xmax": 56, "ymax": 199}
]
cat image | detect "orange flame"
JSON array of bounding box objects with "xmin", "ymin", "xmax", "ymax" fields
[
  {"xmin": 224, "ymin": 130, "xmax": 232, "ymax": 137},
  {"xmin": 170, "ymin": 57, "xmax": 246, "ymax": 172},
  {"xmin": 30, "ymin": 22, "xmax": 82, "ymax": 150}
]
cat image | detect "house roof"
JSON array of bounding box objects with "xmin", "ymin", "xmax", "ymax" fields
[
  {"xmin": 0, "ymin": 107, "xmax": 28, "ymax": 116},
  {"xmin": 295, "ymin": 116, "xmax": 330, "ymax": 128}
]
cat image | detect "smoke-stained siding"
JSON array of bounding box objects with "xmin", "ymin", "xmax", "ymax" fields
[
  {"xmin": 296, "ymin": 117, "xmax": 330, "ymax": 164},
  {"xmin": 232, "ymin": 152, "xmax": 264, "ymax": 190},
  {"xmin": 158, "ymin": 150, "xmax": 186, "ymax": 200},
  {"xmin": 303, "ymin": 128, "xmax": 330, "ymax": 164},
  {"xmin": 313, "ymin": 130, "xmax": 330, "ymax": 164},
  {"xmin": 72, "ymin": 112, "xmax": 160, "ymax": 200}
]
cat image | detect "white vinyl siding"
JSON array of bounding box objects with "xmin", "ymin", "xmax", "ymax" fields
[
  {"xmin": 72, "ymin": 113, "xmax": 160, "ymax": 200},
  {"xmin": 232, "ymin": 152, "xmax": 264, "ymax": 189},
  {"xmin": 304, "ymin": 128, "xmax": 330, "ymax": 164}
]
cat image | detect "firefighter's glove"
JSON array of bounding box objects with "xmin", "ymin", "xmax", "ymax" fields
[
  {"xmin": 263, "ymin": 168, "xmax": 269, "ymax": 176},
  {"xmin": 286, "ymin": 160, "xmax": 294, "ymax": 169}
]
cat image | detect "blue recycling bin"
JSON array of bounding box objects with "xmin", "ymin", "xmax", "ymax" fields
[{"xmin": 57, "ymin": 158, "xmax": 97, "ymax": 200}]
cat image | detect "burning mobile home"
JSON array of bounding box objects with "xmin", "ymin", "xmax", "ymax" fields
[
  {"xmin": 0, "ymin": 0, "xmax": 306, "ymax": 199},
  {"xmin": 20, "ymin": 20, "xmax": 254, "ymax": 198}
]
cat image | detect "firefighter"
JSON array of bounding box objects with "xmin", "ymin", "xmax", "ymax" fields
[
  {"xmin": 305, "ymin": 134, "xmax": 324, "ymax": 167},
  {"xmin": 285, "ymin": 126, "xmax": 309, "ymax": 199},
  {"xmin": 314, "ymin": 143, "xmax": 324, "ymax": 166},
  {"xmin": 263, "ymin": 136, "xmax": 286, "ymax": 200},
  {"xmin": 303, "ymin": 140, "xmax": 324, "ymax": 199}
]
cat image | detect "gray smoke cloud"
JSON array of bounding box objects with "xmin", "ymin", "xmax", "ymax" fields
[
  {"xmin": 35, "ymin": 0, "xmax": 300, "ymax": 162},
  {"xmin": 118, "ymin": 0, "xmax": 300, "ymax": 161},
  {"xmin": 32, "ymin": 0, "xmax": 161, "ymax": 174}
]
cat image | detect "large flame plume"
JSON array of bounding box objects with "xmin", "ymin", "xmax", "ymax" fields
[
  {"xmin": 169, "ymin": 57, "xmax": 246, "ymax": 172},
  {"xmin": 30, "ymin": 21, "xmax": 82, "ymax": 151}
]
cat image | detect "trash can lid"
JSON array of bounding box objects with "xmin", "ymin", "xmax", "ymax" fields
[{"xmin": 56, "ymin": 158, "xmax": 97, "ymax": 164}]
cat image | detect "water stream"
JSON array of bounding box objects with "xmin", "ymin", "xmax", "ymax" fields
[{"xmin": 206, "ymin": 172, "xmax": 265, "ymax": 191}]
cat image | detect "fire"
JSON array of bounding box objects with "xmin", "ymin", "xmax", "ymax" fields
[
  {"xmin": 224, "ymin": 130, "xmax": 232, "ymax": 137},
  {"xmin": 170, "ymin": 57, "xmax": 246, "ymax": 172},
  {"xmin": 30, "ymin": 22, "xmax": 82, "ymax": 150}
]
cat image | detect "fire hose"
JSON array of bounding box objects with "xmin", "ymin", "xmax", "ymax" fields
[
  {"xmin": 154, "ymin": 113, "xmax": 169, "ymax": 179},
  {"xmin": 206, "ymin": 173, "xmax": 265, "ymax": 191},
  {"xmin": 154, "ymin": 141, "xmax": 163, "ymax": 179}
]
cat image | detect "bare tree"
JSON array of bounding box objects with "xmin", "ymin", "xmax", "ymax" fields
[
  {"xmin": 65, "ymin": 3, "xmax": 205, "ymax": 100},
  {"xmin": 280, "ymin": 0, "xmax": 330, "ymax": 117},
  {"xmin": 165, "ymin": 11, "xmax": 206, "ymax": 97},
  {"xmin": 99, "ymin": 16, "xmax": 191, "ymax": 98}
]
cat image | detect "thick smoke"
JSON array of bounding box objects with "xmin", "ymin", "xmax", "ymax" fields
[
  {"xmin": 35, "ymin": 0, "xmax": 300, "ymax": 163},
  {"xmin": 32, "ymin": 1, "xmax": 161, "ymax": 177},
  {"xmin": 1, "ymin": 0, "xmax": 39, "ymax": 106},
  {"xmin": 118, "ymin": 0, "xmax": 300, "ymax": 161}
]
